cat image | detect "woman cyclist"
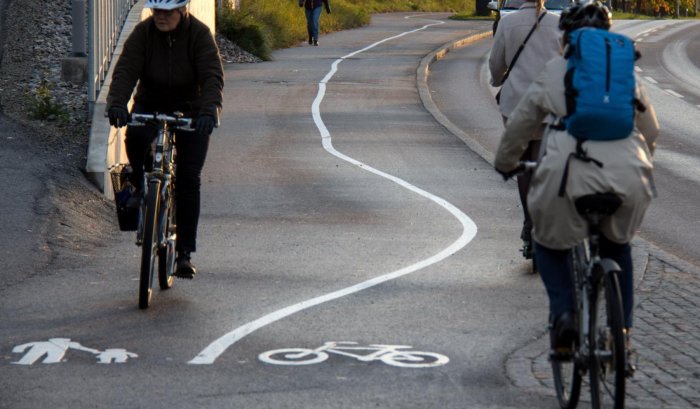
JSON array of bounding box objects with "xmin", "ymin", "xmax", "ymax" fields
[
  {"xmin": 494, "ymin": 1, "xmax": 659, "ymax": 357},
  {"xmin": 106, "ymin": 0, "xmax": 224, "ymax": 279},
  {"xmin": 489, "ymin": 0, "xmax": 563, "ymax": 261}
]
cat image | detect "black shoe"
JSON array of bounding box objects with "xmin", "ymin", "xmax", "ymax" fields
[
  {"xmin": 313, "ymin": 39, "xmax": 318, "ymax": 46},
  {"xmin": 174, "ymin": 252, "xmax": 197, "ymax": 279},
  {"xmin": 550, "ymin": 312, "xmax": 576, "ymax": 359},
  {"xmin": 308, "ymin": 37, "xmax": 312, "ymax": 45}
]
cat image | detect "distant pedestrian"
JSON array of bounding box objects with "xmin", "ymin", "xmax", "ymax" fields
[{"xmin": 299, "ymin": 0, "xmax": 331, "ymax": 46}]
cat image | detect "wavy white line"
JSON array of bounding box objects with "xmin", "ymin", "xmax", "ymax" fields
[{"xmin": 189, "ymin": 17, "xmax": 477, "ymax": 365}]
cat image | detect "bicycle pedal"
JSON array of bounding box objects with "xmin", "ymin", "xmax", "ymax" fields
[{"xmin": 549, "ymin": 348, "xmax": 574, "ymax": 362}]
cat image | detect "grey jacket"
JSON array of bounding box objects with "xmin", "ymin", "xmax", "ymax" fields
[
  {"xmin": 489, "ymin": 3, "xmax": 562, "ymax": 118},
  {"xmin": 495, "ymin": 57, "xmax": 660, "ymax": 250}
]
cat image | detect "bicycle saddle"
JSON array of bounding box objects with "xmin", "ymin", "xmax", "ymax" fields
[{"xmin": 574, "ymin": 192, "xmax": 622, "ymax": 218}]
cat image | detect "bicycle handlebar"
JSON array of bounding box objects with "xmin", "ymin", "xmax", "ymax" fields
[{"xmin": 129, "ymin": 113, "xmax": 193, "ymax": 130}]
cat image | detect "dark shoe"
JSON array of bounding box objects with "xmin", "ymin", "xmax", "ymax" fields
[
  {"xmin": 550, "ymin": 312, "xmax": 576, "ymax": 359},
  {"xmin": 174, "ymin": 252, "xmax": 197, "ymax": 279},
  {"xmin": 308, "ymin": 36, "xmax": 313, "ymax": 45},
  {"xmin": 313, "ymin": 39, "xmax": 318, "ymax": 46}
]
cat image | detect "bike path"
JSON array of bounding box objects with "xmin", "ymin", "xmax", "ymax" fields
[{"xmin": 422, "ymin": 25, "xmax": 700, "ymax": 408}]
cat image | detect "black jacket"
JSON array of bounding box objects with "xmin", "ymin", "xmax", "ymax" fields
[
  {"xmin": 107, "ymin": 14, "xmax": 223, "ymax": 119},
  {"xmin": 303, "ymin": 0, "xmax": 330, "ymax": 12}
]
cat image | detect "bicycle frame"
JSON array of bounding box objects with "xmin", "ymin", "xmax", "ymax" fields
[{"xmin": 131, "ymin": 113, "xmax": 190, "ymax": 245}]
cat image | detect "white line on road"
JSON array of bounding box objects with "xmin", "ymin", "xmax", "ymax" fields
[
  {"xmin": 189, "ymin": 17, "xmax": 478, "ymax": 365},
  {"xmin": 644, "ymin": 76, "xmax": 658, "ymax": 84},
  {"xmin": 664, "ymin": 89, "xmax": 684, "ymax": 98}
]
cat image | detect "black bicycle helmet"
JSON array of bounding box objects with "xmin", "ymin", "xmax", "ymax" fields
[{"xmin": 559, "ymin": 0, "xmax": 612, "ymax": 34}]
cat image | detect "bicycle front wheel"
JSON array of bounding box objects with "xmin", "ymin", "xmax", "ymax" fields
[
  {"xmin": 139, "ymin": 180, "xmax": 161, "ymax": 309},
  {"xmin": 589, "ymin": 268, "xmax": 626, "ymax": 409}
]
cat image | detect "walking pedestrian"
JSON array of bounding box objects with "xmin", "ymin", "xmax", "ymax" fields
[{"xmin": 300, "ymin": 0, "xmax": 331, "ymax": 46}]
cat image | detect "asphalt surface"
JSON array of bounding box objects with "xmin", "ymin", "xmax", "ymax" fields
[{"xmin": 1, "ymin": 10, "xmax": 700, "ymax": 409}]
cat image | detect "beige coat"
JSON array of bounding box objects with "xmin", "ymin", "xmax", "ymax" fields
[
  {"xmin": 489, "ymin": 3, "xmax": 562, "ymax": 118},
  {"xmin": 495, "ymin": 57, "xmax": 660, "ymax": 250}
]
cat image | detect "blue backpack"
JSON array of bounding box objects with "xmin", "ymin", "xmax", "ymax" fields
[{"xmin": 562, "ymin": 28, "xmax": 641, "ymax": 140}]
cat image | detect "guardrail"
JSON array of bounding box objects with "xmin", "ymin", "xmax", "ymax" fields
[{"xmin": 85, "ymin": 0, "xmax": 136, "ymax": 113}]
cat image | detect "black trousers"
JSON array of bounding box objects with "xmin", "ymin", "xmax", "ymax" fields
[{"xmin": 125, "ymin": 123, "xmax": 210, "ymax": 254}]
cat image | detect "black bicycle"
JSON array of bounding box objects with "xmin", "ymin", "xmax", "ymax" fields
[
  {"xmin": 129, "ymin": 112, "xmax": 192, "ymax": 309},
  {"xmin": 551, "ymin": 192, "xmax": 627, "ymax": 409}
]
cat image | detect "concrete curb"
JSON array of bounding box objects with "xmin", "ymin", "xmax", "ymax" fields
[{"xmin": 416, "ymin": 30, "xmax": 495, "ymax": 166}]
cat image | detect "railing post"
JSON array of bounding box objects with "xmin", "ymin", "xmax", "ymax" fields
[{"xmin": 71, "ymin": 0, "xmax": 87, "ymax": 56}]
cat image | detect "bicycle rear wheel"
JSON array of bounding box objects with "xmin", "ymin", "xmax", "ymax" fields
[
  {"xmin": 139, "ymin": 180, "xmax": 161, "ymax": 309},
  {"xmin": 158, "ymin": 184, "xmax": 175, "ymax": 290},
  {"xmin": 589, "ymin": 268, "xmax": 626, "ymax": 408}
]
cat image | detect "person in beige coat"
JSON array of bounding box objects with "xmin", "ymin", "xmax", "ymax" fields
[
  {"xmin": 494, "ymin": 2, "xmax": 659, "ymax": 351},
  {"xmin": 489, "ymin": 0, "xmax": 563, "ymax": 259}
]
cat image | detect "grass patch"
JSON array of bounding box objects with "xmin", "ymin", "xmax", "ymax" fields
[
  {"xmin": 220, "ymin": 0, "xmax": 481, "ymax": 59},
  {"xmin": 28, "ymin": 79, "xmax": 69, "ymax": 123}
]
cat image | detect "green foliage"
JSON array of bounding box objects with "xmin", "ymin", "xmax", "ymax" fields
[
  {"xmin": 218, "ymin": 9, "xmax": 273, "ymax": 60},
  {"xmin": 220, "ymin": 0, "xmax": 474, "ymax": 59},
  {"xmin": 28, "ymin": 79, "xmax": 69, "ymax": 122}
]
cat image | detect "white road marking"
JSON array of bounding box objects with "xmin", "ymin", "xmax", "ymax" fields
[
  {"xmin": 644, "ymin": 76, "xmax": 658, "ymax": 84},
  {"xmin": 11, "ymin": 338, "xmax": 137, "ymax": 365},
  {"xmin": 189, "ymin": 18, "xmax": 478, "ymax": 365},
  {"xmin": 664, "ymin": 89, "xmax": 684, "ymax": 98}
]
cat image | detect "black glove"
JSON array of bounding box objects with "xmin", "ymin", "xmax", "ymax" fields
[
  {"xmin": 194, "ymin": 115, "xmax": 216, "ymax": 137},
  {"xmin": 108, "ymin": 106, "xmax": 129, "ymax": 128}
]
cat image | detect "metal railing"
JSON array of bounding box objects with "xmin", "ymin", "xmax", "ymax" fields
[{"xmin": 86, "ymin": 0, "xmax": 136, "ymax": 111}]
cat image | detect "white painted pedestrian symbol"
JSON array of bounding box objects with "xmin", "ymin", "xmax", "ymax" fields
[
  {"xmin": 11, "ymin": 338, "xmax": 137, "ymax": 365},
  {"xmin": 96, "ymin": 349, "xmax": 138, "ymax": 364},
  {"xmin": 258, "ymin": 341, "xmax": 449, "ymax": 368}
]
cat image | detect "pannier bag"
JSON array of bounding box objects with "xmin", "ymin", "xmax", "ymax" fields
[{"xmin": 109, "ymin": 163, "xmax": 138, "ymax": 231}]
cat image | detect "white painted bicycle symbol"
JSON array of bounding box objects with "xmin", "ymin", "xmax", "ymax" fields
[{"xmin": 258, "ymin": 341, "xmax": 449, "ymax": 368}]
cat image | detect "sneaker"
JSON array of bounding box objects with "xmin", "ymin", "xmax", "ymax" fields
[
  {"xmin": 313, "ymin": 39, "xmax": 319, "ymax": 46},
  {"xmin": 308, "ymin": 36, "xmax": 312, "ymax": 45},
  {"xmin": 174, "ymin": 252, "xmax": 197, "ymax": 279}
]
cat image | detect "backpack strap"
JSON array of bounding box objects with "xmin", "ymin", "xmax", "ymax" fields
[{"xmin": 557, "ymin": 138, "xmax": 604, "ymax": 197}]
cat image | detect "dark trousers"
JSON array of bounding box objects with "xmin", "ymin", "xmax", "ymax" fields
[
  {"xmin": 305, "ymin": 6, "xmax": 322, "ymax": 41},
  {"xmin": 125, "ymin": 124, "xmax": 210, "ymax": 253},
  {"xmin": 535, "ymin": 236, "xmax": 634, "ymax": 328}
]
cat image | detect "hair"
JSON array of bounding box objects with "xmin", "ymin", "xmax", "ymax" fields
[{"xmin": 535, "ymin": 0, "xmax": 546, "ymax": 26}]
